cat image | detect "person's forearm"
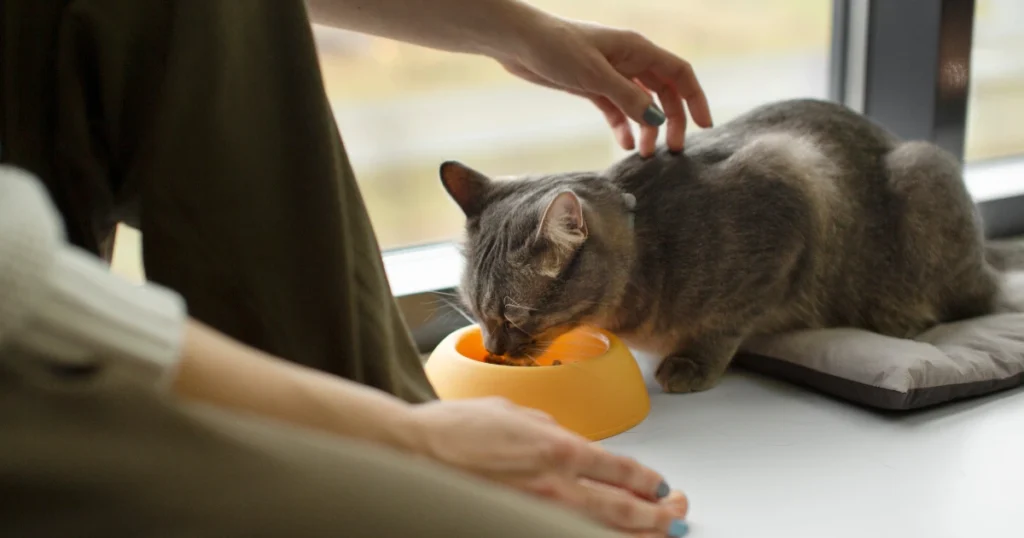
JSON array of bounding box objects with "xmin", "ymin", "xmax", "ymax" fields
[
  {"xmin": 171, "ymin": 319, "xmax": 420, "ymax": 451},
  {"xmin": 305, "ymin": 0, "xmax": 553, "ymax": 59}
]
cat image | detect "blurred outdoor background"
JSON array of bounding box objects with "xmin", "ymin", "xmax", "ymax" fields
[
  {"xmin": 965, "ymin": 0, "xmax": 1024, "ymax": 163},
  {"xmin": 111, "ymin": 0, "xmax": 1024, "ymax": 279}
]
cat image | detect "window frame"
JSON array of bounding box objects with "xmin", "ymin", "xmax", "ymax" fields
[{"xmin": 388, "ymin": 0, "xmax": 1024, "ymax": 353}]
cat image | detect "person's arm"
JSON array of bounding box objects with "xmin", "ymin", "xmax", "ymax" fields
[
  {"xmin": 305, "ymin": 0, "xmax": 545, "ymax": 60},
  {"xmin": 304, "ymin": 0, "xmax": 712, "ymax": 156},
  {"xmin": 174, "ymin": 320, "xmax": 692, "ymax": 535},
  {"xmin": 173, "ymin": 318, "xmax": 418, "ymax": 449},
  {"xmin": 175, "ymin": 319, "xmax": 692, "ymax": 536}
]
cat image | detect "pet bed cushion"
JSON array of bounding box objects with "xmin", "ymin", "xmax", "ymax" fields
[{"xmin": 735, "ymin": 275, "xmax": 1024, "ymax": 410}]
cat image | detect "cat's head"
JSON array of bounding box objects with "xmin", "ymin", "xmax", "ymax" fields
[{"xmin": 440, "ymin": 161, "xmax": 637, "ymax": 360}]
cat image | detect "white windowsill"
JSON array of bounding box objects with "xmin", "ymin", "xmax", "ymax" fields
[
  {"xmin": 964, "ymin": 157, "xmax": 1024, "ymax": 202},
  {"xmin": 382, "ymin": 158, "xmax": 1024, "ymax": 297},
  {"xmin": 383, "ymin": 242, "xmax": 464, "ymax": 297}
]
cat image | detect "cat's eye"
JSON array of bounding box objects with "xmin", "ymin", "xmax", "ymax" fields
[{"xmin": 503, "ymin": 320, "xmax": 514, "ymax": 330}]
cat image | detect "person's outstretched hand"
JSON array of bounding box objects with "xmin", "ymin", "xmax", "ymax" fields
[
  {"xmin": 402, "ymin": 397, "xmax": 690, "ymax": 537},
  {"xmin": 499, "ymin": 17, "xmax": 713, "ymax": 158}
]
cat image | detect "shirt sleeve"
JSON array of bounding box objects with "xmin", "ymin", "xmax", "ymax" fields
[{"xmin": 0, "ymin": 166, "xmax": 186, "ymax": 386}]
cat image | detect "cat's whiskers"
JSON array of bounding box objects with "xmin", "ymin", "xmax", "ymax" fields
[
  {"xmin": 422, "ymin": 296, "xmax": 458, "ymax": 324},
  {"xmin": 434, "ymin": 295, "xmax": 475, "ymax": 324},
  {"xmin": 503, "ymin": 296, "xmax": 537, "ymax": 312},
  {"xmin": 579, "ymin": 299, "xmax": 623, "ymax": 310},
  {"xmin": 451, "ymin": 306, "xmax": 475, "ymax": 324},
  {"xmin": 506, "ymin": 317, "xmax": 527, "ymax": 331}
]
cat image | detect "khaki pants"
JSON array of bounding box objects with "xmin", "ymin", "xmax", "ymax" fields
[{"xmin": 0, "ymin": 1, "xmax": 613, "ymax": 535}]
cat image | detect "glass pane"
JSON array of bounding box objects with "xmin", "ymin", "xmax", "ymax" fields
[
  {"xmin": 316, "ymin": 0, "xmax": 833, "ymax": 250},
  {"xmin": 966, "ymin": 0, "xmax": 1024, "ymax": 162}
]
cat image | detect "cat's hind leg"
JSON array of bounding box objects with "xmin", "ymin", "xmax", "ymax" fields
[
  {"xmin": 883, "ymin": 141, "xmax": 983, "ymax": 268},
  {"xmin": 880, "ymin": 141, "xmax": 998, "ymax": 328}
]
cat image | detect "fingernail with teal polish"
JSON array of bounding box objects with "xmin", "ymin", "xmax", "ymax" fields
[
  {"xmin": 643, "ymin": 105, "xmax": 666, "ymax": 126},
  {"xmin": 668, "ymin": 519, "xmax": 689, "ymax": 537},
  {"xmin": 656, "ymin": 480, "xmax": 671, "ymax": 499}
]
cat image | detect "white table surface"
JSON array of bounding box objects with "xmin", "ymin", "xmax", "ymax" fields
[{"xmin": 604, "ymin": 358, "xmax": 1024, "ymax": 538}]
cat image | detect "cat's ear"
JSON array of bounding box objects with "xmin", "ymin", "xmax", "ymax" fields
[
  {"xmin": 440, "ymin": 161, "xmax": 491, "ymax": 218},
  {"xmin": 537, "ymin": 190, "xmax": 588, "ymax": 255}
]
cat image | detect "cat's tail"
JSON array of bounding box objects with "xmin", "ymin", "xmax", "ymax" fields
[{"xmin": 985, "ymin": 238, "xmax": 1024, "ymax": 313}]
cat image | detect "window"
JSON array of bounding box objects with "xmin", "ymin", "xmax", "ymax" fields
[
  {"xmin": 965, "ymin": 0, "xmax": 1024, "ymax": 162},
  {"xmin": 315, "ymin": 0, "xmax": 834, "ymax": 251},
  {"xmin": 111, "ymin": 224, "xmax": 144, "ymax": 284}
]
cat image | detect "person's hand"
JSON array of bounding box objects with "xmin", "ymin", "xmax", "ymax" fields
[
  {"xmin": 400, "ymin": 397, "xmax": 690, "ymax": 537},
  {"xmin": 498, "ymin": 17, "xmax": 713, "ymax": 158}
]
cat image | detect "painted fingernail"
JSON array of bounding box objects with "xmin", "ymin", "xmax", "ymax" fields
[
  {"xmin": 656, "ymin": 480, "xmax": 671, "ymax": 499},
  {"xmin": 668, "ymin": 519, "xmax": 690, "ymax": 537},
  {"xmin": 643, "ymin": 105, "xmax": 666, "ymax": 126}
]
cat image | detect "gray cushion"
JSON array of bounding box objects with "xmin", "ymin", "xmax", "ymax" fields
[{"xmin": 736, "ymin": 274, "xmax": 1024, "ymax": 410}]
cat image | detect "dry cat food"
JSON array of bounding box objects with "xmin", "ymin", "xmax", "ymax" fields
[{"xmin": 483, "ymin": 354, "xmax": 562, "ymax": 367}]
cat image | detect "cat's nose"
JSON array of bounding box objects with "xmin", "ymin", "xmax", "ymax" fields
[{"xmin": 484, "ymin": 332, "xmax": 507, "ymax": 356}]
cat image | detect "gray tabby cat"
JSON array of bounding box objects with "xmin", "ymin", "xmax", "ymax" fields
[{"xmin": 440, "ymin": 98, "xmax": 1020, "ymax": 393}]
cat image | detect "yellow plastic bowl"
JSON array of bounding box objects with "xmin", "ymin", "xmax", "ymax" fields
[{"xmin": 424, "ymin": 325, "xmax": 650, "ymax": 441}]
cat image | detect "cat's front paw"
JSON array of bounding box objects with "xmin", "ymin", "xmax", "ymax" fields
[{"xmin": 656, "ymin": 356, "xmax": 722, "ymax": 393}]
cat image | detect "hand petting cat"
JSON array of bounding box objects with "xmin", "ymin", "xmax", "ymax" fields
[
  {"xmin": 307, "ymin": 0, "xmax": 712, "ymax": 158},
  {"xmin": 499, "ymin": 17, "xmax": 714, "ymax": 158}
]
